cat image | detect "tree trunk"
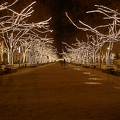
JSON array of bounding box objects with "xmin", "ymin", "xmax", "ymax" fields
[
  {"xmin": 106, "ymin": 43, "xmax": 113, "ymax": 66},
  {"xmin": 93, "ymin": 51, "xmax": 96, "ymax": 68},
  {"xmin": 22, "ymin": 52, "xmax": 26, "ymax": 63},
  {"xmin": 8, "ymin": 49, "xmax": 13, "ymax": 65}
]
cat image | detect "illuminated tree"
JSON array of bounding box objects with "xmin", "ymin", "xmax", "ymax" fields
[
  {"xmin": 71, "ymin": 39, "xmax": 92, "ymax": 65},
  {"xmin": 0, "ymin": 0, "xmax": 18, "ymax": 62},
  {"xmin": 86, "ymin": 34, "xmax": 105, "ymax": 67},
  {"xmin": 66, "ymin": 5, "xmax": 120, "ymax": 66},
  {"xmin": 28, "ymin": 36, "xmax": 54, "ymax": 65},
  {"xmin": 0, "ymin": 41, "xmax": 8, "ymax": 62},
  {"xmin": 87, "ymin": 5, "xmax": 120, "ymax": 66},
  {"xmin": 62, "ymin": 42, "xmax": 76, "ymax": 63},
  {"xmin": 62, "ymin": 39, "xmax": 92, "ymax": 66},
  {"xmin": 0, "ymin": 1, "xmax": 52, "ymax": 65}
]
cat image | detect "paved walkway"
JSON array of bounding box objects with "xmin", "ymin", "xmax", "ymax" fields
[{"xmin": 0, "ymin": 63, "xmax": 120, "ymax": 120}]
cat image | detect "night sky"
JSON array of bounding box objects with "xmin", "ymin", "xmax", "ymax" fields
[{"xmin": 0, "ymin": 0, "xmax": 120, "ymax": 53}]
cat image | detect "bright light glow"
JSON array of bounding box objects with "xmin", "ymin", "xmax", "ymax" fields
[
  {"xmin": 83, "ymin": 72, "xmax": 90, "ymax": 75},
  {"xmin": 18, "ymin": 47, "xmax": 20, "ymax": 53},
  {"xmin": 88, "ymin": 78, "xmax": 104, "ymax": 80},
  {"xmin": 84, "ymin": 82, "xmax": 102, "ymax": 85},
  {"xmin": 73, "ymin": 68, "xmax": 81, "ymax": 71}
]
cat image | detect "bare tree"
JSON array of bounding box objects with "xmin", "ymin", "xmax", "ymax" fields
[
  {"xmin": 65, "ymin": 5, "xmax": 120, "ymax": 66},
  {"xmin": 0, "ymin": 1, "xmax": 52, "ymax": 65}
]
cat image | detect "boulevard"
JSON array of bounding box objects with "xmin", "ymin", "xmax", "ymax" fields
[{"xmin": 0, "ymin": 63, "xmax": 120, "ymax": 120}]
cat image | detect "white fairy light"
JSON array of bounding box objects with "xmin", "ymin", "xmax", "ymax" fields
[
  {"xmin": 62, "ymin": 40, "xmax": 92, "ymax": 65},
  {"xmin": 0, "ymin": 41, "xmax": 8, "ymax": 62},
  {"xmin": 66, "ymin": 5, "xmax": 120, "ymax": 67},
  {"xmin": 86, "ymin": 34, "xmax": 105, "ymax": 67},
  {"xmin": 0, "ymin": 1, "xmax": 53, "ymax": 65}
]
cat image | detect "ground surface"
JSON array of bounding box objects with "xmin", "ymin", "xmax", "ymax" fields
[{"xmin": 0, "ymin": 63, "xmax": 120, "ymax": 120}]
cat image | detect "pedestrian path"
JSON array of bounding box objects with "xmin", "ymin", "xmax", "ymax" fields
[{"xmin": 0, "ymin": 63, "xmax": 120, "ymax": 120}]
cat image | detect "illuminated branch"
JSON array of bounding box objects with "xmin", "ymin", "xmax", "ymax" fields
[
  {"xmin": 66, "ymin": 5, "xmax": 120, "ymax": 66},
  {"xmin": 0, "ymin": 1, "xmax": 53, "ymax": 65},
  {"xmin": 0, "ymin": 0, "xmax": 18, "ymax": 10},
  {"xmin": 65, "ymin": 12, "xmax": 105, "ymax": 37}
]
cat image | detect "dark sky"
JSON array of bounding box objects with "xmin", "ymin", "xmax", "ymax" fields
[{"xmin": 0, "ymin": 0, "xmax": 120, "ymax": 53}]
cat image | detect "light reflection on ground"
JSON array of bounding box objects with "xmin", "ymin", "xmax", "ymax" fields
[
  {"xmin": 73, "ymin": 68, "xmax": 81, "ymax": 71},
  {"xmin": 84, "ymin": 82, "xmax": 102, "ymax": 85},
  {"xmin": 88, "ymin": 77, "xmax": 104, "ymax": 81},
  {"xmin": 89, "ymin": 74, "xmax": 96, "ymax": 77},
  {"xmin": 114, "ymin": 86, "xmax": 120, "ymax": 89},
  {"xmin": 83, "ymin": 72, "xmax": 90, "ymax": 74}
]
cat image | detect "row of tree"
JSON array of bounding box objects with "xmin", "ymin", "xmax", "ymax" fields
[
  {"xmin": 0, "ymin": 0, "xmax": 57, "ymax": 65},
  {"xmin": 63, "ymin": 5, "xmax": 120, "ymax": 67}
]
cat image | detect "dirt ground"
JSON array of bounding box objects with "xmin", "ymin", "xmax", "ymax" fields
[{"xmin": 0, "ymin": 63, "xmax": 120, "ymax": 120}]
